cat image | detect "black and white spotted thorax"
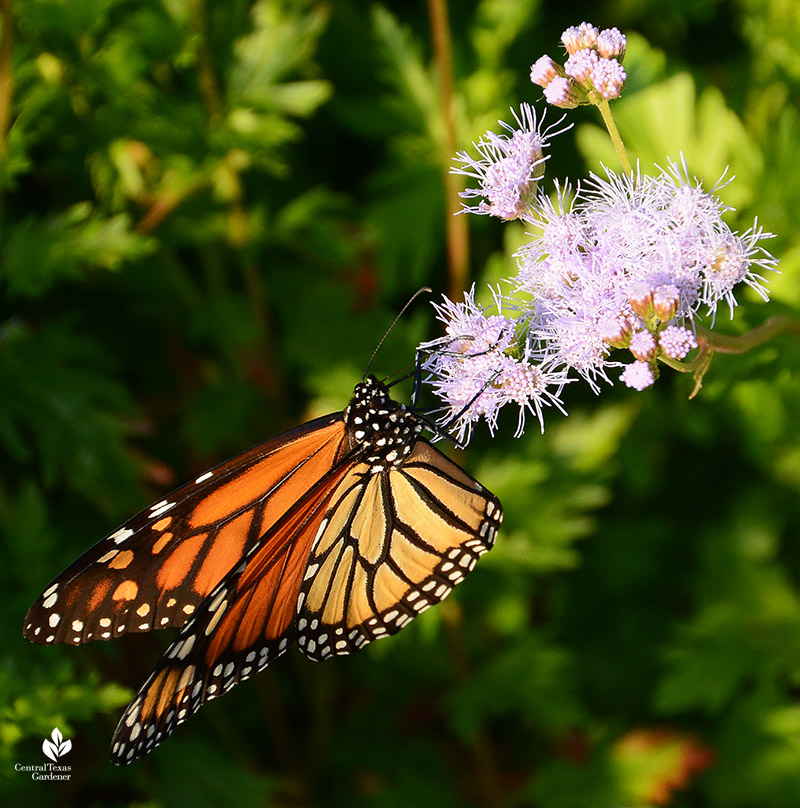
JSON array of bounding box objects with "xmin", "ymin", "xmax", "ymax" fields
[{"xmin": 344, "ymin": 376, "xmax": 422, "ymax": 473}]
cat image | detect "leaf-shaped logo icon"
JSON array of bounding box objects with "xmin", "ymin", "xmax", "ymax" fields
[
  {"xmin": 42, "ymin": 727, "xmax": 71, "ymax": 761},
  {"xmin": 42, "ymin": 738, "xmax": 58, "ymax": 762}
]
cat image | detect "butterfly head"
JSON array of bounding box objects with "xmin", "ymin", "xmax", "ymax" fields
[{"xmin": 345, "ymin": 376, "xmax": 422, "ymax": 472}]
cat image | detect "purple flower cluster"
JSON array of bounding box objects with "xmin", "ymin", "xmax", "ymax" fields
[
  {"xmin": 420, "ymin": 289, "xmax": 569, "ymax": 442},
  {"xmin": 519, "ymin": 161, "xmax": 776, "ymax": 390},
  {"xmin": 425, "ymin": 155, "xmax": 775, "ymax": 436},
  {"xmin": 451, "ymin": 105, "xmax": 569, "ymax": 220},
  {"xmin": 420, "ymin": 22, "xmax": 778, "ymax": 441},
  {"xmin": 531, "ymin": 22, "xmax": 627, "ymax": 107}
]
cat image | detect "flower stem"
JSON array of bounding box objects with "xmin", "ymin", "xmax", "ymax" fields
[
  {"xmin": 595, "ymin": 98, "xmax": 631, "ymax": 175},
  {"xmin": 0, "ymin": 0, "xmax": 13, "ymax": 161},
  {"xmin": 696, "ymin": 315, "xmax": 800, "ymax": 354},
  {"xmin": 659, "ymin": 315, "xmax": 800, "ymax": 398},
  {"xmin": 427, "ymin": 0, "xmax": 470, "ymax": 300}
]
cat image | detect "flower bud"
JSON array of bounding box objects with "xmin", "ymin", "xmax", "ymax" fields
[
  {"xmin": 530, "ymin": 55, "xmax": 561, "ymax": 88},
  {"xmin": 597, "ymin": 27, "xmax": 627, "ymax": 60},
  {"xmin": 598, "ymin": 315, "xmax": 631, "ymax": 348},
  {"xmin": 628, "ymin": 283, "xmax": 654, "ymax": 320},
  {"xmin": 629, "ymin": 330, "xmax": 657, "ymax": 360},
  {"xmin": 543, "ymin": 76, "xmax": 582, "ymax": 109},
  {"xmin": 561, "ymin": 22, "xmax": 599, "ymax": 54},
  {"xmin": 653, "ymin": 284, "xmax": 680, "ymax": 322}
]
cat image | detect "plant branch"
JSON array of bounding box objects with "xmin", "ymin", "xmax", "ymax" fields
[
  {"xmin": 0, "ymin": 0, "xmax": 14, "ymax": 159},
  {"xmin": 658, "ymin": 315, "xmax": 800, "ymax": 398},
  {"xmin": 427, "ymin": 0, "xmax": 469, "ymax": 300}
]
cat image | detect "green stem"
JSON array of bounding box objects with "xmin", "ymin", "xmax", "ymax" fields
[
  {"xmin": 658, "ymin": 315, "xmax": 800, "ymax": 399},
  {"xmin": 696, "ymin": 315, "xmax": 800, "ymax": 354},
  {"xmin": 595, "ymin": 98, "xmax": 631, "ymax": 175}
]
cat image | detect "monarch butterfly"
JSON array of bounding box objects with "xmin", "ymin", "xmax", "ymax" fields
[{"xmin": 23, "ymin": 371, "xmax": 502, "ymax": 765}]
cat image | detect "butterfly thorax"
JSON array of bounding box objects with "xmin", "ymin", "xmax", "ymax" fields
[{"xmin": 344, "ymin": 375, "xmax": 422, "ymax": 473}]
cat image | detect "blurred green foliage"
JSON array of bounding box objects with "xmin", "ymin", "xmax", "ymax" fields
[{"xmin": 2, "ymin": 0, "xmax": 800, "ymax": 806}]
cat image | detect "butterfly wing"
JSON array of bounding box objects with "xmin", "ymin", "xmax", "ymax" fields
[
  {"xmin": 296, "ymin": 439, "xmax": 502, "ymax": 659},
  {"xmin": 23, "ymin": 414, "xmax": 347, "ymax": 645},
  {"xmin": 108, "ymin": 440, "xmax": 500, "ymax": 765},
  {"xmin": 109, "ymin": 459, "xmax": 355, "ymax": 765}
]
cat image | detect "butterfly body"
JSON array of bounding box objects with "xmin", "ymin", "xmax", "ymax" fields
[{"xmin": 24, "ymin": 375, "xmax": 501, "ymax": 764}]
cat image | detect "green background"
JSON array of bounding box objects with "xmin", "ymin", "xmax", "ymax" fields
[{"xmin": 3, "ymin": 1, "xmax": 800, "ymax": 806}]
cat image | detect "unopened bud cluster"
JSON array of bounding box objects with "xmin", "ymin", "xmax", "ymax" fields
[{"xmin": 531, "ymin": 22, "xmax": 627, "ymax": 107}]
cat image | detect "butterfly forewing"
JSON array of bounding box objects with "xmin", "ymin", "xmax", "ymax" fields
[
  {"xmin": 296, "ymin": 441, "xmax": 502, "ymax": 660},
  {"xmin": 23, "ymin": 415, "xmax": 346, "ymax": 646}
]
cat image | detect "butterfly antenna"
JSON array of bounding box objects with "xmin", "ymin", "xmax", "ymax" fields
[{"xmin": 363, "ymin": 287, "xmax": 432, "ymax": 381}]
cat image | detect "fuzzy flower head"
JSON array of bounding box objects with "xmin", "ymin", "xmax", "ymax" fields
[
  {"xmin": 452, "ymin": 105, "xmax": 568, "ymax": 220},
  {"xmin": 532, "ymin": 21, "xmax": 627, "ymax": 107},
  {"xmin": 513, "ymin": 160, "xmax": 777, "ymax": 391},
  {"xmin": 420, "ymin": 288, "xmax": 568, "ymax": 442}
]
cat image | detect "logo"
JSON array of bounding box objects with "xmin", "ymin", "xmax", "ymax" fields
[
  {"xmin": 42, "ymin": 728, "xmax": 72, "ymax": 762},
  {"xmin": 14, "ymin": 728, "xmax": 72, "ymax": 780}
]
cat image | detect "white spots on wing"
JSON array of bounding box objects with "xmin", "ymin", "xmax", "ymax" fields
[
  {"xmin": 48, "ymin": 613, "xmax": 60, "ymax": 628},
  {"xmin": 42, "ymin": 592, "xmax": 58, "ymax": 610},
  {"xmin": 195, "ymin": 471, "xmax": 214, "ymax": 484},
  {"xmin": 149, "ymin": 500, "xmax": 175, "ymax": 519},
  {"xmin": 71, "ymin": 619, "xmax": 84, "ymax": 632},
  {"xmin": 176, "ymin": 634, "xmax": 195, "ymax": 659},
  {"xmin": 111, "ymin": 527, "xmax": 134, "ymax": 544}
]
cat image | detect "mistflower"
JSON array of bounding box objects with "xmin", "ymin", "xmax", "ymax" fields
[
  {"xmin": 653, "ymin": 284, "xmax": 680, "ymax": 322},
  {"xmin": 543, "ymin": 77, "xmax": 581, "ymax": 109},
  {"xmin": 629, "ymin": 330, "xmax": 656, "ymax": 360},
  {"xmin": 511, "ymin": 162, "xmax": 777, "ymax": 397},
  {"xmin": 598, "ymin": 315, "xmax": 631, "ymax": 348},
  {"xmin": 590, "ymin": 58, "xmax": 627, "ymax": 100},
  {"xmin": 620, "ymin": 361, "xmax": 655, "ymax": 391},
  {"xmin": 530, "ymin": 55, "xmax": 561, "ymax": 88},
  {"xmin": 565, "ymin": 49, "xmax": 599, "ymax": 83},
  {"xmin": 596, "ymin": 27, "xmax": 627, "ymax": 60},
  {"xmin": 452, "ymin": 105, "xmax": 568, "ymax": 220},
  {"xmin": 420, "ymin": 289, "xmax": 569, "ymax": 441},
  {"xmin": 659, "ymin": 326, "xmax": 698, "ymax": 359},
  {"xmin": 699, "ymin": 223, "xmax": 776, "ymax": 317},
  {"xmin": 561, "ymin": 22, "xmax": 599, "ymax": 54},
  {"xmin": 419, "ymin": 23, "xmax": 779, "ymax": 442}
]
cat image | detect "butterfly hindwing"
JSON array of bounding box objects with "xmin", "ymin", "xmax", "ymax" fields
[
  {"xmin": 23, "ymin": 415, "xmax": 346, "ymax": 646},
  {"xmin": 296, "ymin": 440, "xmax": 502, "ymax": 660}
]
